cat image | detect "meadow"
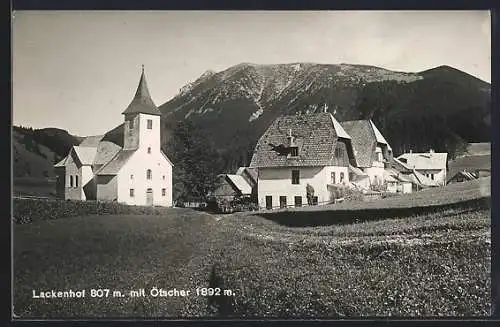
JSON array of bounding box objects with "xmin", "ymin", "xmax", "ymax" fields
[{"xmin": 13, "ymin": 178, "xmax": 491, "ymax": 318}]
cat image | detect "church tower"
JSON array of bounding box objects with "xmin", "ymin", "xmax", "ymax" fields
[{"xmin": 122, "ymin": 65, "xmax": 162, "ymax": 154}]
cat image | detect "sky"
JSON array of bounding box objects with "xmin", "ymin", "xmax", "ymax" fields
[{"xmin": 12, "ymin": 10, "xmax": 491, "ymax": 136}]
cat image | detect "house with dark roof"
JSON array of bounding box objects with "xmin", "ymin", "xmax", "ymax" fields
[
  {"xmin": 397, "ymin": 149, "xmax": 448, "ymax": 186},
  {"xmin": 54, "ymin": 66, "xmax": 173, "ymax": 206},
  {"xmin": 249, "ymin": 111, "xmax": 356, "ymax": 209},
  {"xmin": 340, "ymin": 119, "xmax": 393, "ymax": 189}
]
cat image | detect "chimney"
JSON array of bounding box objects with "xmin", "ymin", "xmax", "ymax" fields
[
  {"xmin": 409, "ymin": 149, "xmax": 412, "ymax": 154},
  {"xmin": 429, "ymin": 149, "xmax": 434, "ymax": 154},
  {"xmin": 287, "ymin": 129, "xmax": 295, "ymax": 147}
]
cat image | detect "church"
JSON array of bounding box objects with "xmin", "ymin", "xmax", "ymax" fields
[{"xmin": 54, "ymin": 66, "xmax": 173, "ymax": 207}]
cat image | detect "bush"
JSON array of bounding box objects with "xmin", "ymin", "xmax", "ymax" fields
[{"xmin": 12, "ymin": 198, "xmax": 173, "ymax": 224}]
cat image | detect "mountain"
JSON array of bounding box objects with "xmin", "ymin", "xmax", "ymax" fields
[
  {"xmin": 12, "ymin": 126, "xmax": 81, "ymax": 179},
  {"xmin": 153, "ymin": 62, "xmax": 490, "ymax": 172},
  {"xmin": 81, "ymin": 62, "xmax": 491, "ymax": 175}
]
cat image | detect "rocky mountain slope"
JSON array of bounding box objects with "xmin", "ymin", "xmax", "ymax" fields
[{"xmin": 156, "ymin": 63, "xmax": 490, "ymax": 172}]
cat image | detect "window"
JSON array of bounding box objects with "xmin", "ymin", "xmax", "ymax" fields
[
  {"xmin": 331, "ymin": 172, "xmax": 336, "ymax": 184},
  {"xmin": 162, "ymin": 188, "xmax": 166, "ymax": 196},
  {"xmin": 147, "ymin": 147, "xmax": 152, "ymax": 154},
  {"xmin": 340, "ymin": 172, "xmax": 345, "ymax": 184},
  {"xmin": 335, "ymin": 146, "xmax": 343, "ymax": 158},
  {"xmin": 265, "ymin": 196, "xmax": 273, "ymax": 210},
  {"xmin": 162, "ymin": 175, "xmax": 165, "ymax": 180},
  {"xmin": 147, "ymin": 169, "xmax": 152, "ymax": 180},
  {"xmin": 75, "ymin": 175, "xmax": 78, "ymax": 187},
  {"xmin": 147, "ymin": 119, "xmax": 153, "ymax": 129},
  {"xmin": 280, "ymin": 196, "xmax": 287, "ymax": 209},
  {"xmin": 377, "ymin": 152, "xmax": 383, "ymax": 162},
  {"xmin": 294, "ymin": 196, "xmax": 302, "ymax": 207},
  {"xmin": 129, "ymin": 119, "xmax": 134, "ymax": 129},
  {"xmin": 291, "ymin": 170, "xmax": 300, "ymax": 184},
  {"xmin": 130, "ymin": 189, "xmax": 135, "ymax": 197},
  {"xmin": 290, "ymin": 147, "xmax": 299, "ymax": 157},
  {"xmin": 130, "ymin": 174, "xmax": 134, "ymax": 180},
  {"xmin": 70, "ymin": 175, "xmax": 73, "ymax": 187},
  {"xmin": 431, "ymin": 174, "xmax": 434, "ymax": 180}
]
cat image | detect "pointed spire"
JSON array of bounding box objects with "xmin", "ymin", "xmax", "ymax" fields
[{"xmin": 122, "ymin": 65, "xmax": 162, "ymax": 116}]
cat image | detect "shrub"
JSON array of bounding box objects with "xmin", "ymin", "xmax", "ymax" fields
[{"xmin": 12, "ymin": 198, "xmax": 173, "ymax": 224}]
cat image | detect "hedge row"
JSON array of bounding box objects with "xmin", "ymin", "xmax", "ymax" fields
[{"xmin": 13, "ymin": 198, "xmax": 173, "ymax": 224}]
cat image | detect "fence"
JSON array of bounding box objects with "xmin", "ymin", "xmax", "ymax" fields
[{"xmin": 257, "ymin": 198, "xmax": 345, "ymax": 211}]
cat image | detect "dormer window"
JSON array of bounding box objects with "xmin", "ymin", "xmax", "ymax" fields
[
  {"xmin": 290, "ymin": 147, "xmax": 298, "ymax": 157},
  {"xmin": 335, "ymin": 147, "xmax": 343, "ymax": 158}
]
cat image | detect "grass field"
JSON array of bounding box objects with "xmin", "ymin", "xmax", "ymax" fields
[
  {"xmin": 13, "ymin": 210, "xmax": 224, "ymax": 317},
  {"xmin": 13, "ymin": 177, "xmax": 56, "ymax": 198},
  {"xmin": 13, "ymin": 178, "xmax": 491, "ymax": 318}
]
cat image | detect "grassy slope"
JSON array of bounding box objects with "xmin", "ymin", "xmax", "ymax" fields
[
  {"xmin": 275, "ymin": 177, "xmax": 491, "ymax": 213},
  {"xmin": 13, "ymin": 179, "xmax": 491, "ymax": 318},
  {"xmin": 212, "ymin": 208, "xmax": 491, "ymax": 317},
  {"xmin": 13, "ymin": 210, "xmax": 223, "ymax": 318}
]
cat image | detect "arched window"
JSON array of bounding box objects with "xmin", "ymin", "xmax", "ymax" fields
[
  {"xmin": 146, "ymin": 169, "xmax": 152, "ymax": 180},
  {"xmin": 70, "ymin": 175, "xmax": 73, "ymax": 187}
]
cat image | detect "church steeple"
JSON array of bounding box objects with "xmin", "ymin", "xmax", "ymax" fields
[{"xmin": 122, "ymin": 65, "xmax": 162, "ymax": 116}]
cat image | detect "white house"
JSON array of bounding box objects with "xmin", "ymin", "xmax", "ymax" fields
[
  {"xmin": 249, "ymin": 111, "xmax": 355, "ymax": 209},
  {"xmin": 397, "ymin": 150, "xmax": 448, "ymax": 186},
  {"xmin": 54, "ymin": 66, "xmax": 173, "ymax": 206},
  {"xmin": 340, "ymin": 119, "xmax": 393, "ymax": 189}
]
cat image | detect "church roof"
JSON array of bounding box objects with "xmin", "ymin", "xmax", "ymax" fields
[
  {"xmin": 73, "ymin": 146, "xmax": 98, "ymax": 165},
  {"xmin": 95, "ymin": 150, "xmax": 136, "ymax": 175},
  {"xmin": 79, "ymin": 135, "xmax": 104, "ymax": 147},
  {"xmin": 122, "ymin": 65, "xmax": 162, "ymax": 116}
]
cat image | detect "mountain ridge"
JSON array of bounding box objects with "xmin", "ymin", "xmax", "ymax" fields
[{"xmin": 13, "ymin": 62, "xmax": 491, "ymax": 178}]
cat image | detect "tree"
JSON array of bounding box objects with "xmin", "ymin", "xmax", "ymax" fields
[{"xmin": 164, "ymin": 120, "xmax": 221, "ymax": 203}]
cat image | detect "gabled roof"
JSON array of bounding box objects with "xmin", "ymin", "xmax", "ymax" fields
[
  {"xmin": 73, "ymin": 146, "xmax": 98, "ymax": 166},
  {"xmin": 249, "ymin": 112, "xmax": 351, "ymax": 168},
  {"xmin": 93, "ymin": 141, "xmax": 122, "ymax": 166},
  {"xmin": 449, "ymin": 170, "xmax": 478, "ymax": 182},
  {"xmin": 226, "ymin": 174, "xmax": 253, "ymax": 195},
  {"xmin": 161, "ymin": 150, "xmax": 175, "ymax": 167},
  {"xmin": 95, "ymin": 150, "xmax": 136, "ymax": 175},
  {"xmin": 236, "ymin": 166, "xmax": 258, "ymax": 184},
  {"xmin": 122, "ymin": 66, "xmax": 162, "ymax": 116},
  {"xmin": 54, "ymin": 155, "xmax": 68, "ymax": 167},
  {"xmin": 79, "ymin": 135, "xmax": 104, "ymax": 147},
  {"xmin": 340, "ymin": 120, "xmax": 379, "ymax": 168},
  {"xmin": 397, "ymin": 152, "xmax": 448, "ymax": 170},
  {"xmin": 447, "ymin": 154, "xmax": 491, "ymax": 182},
  {"xmin": 392, "ymin": 157, "xmax": 413, "ymax": 172},
  {"xmin": 370, "ymin": 121, "xmax": 392, "ymax": 151}
]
